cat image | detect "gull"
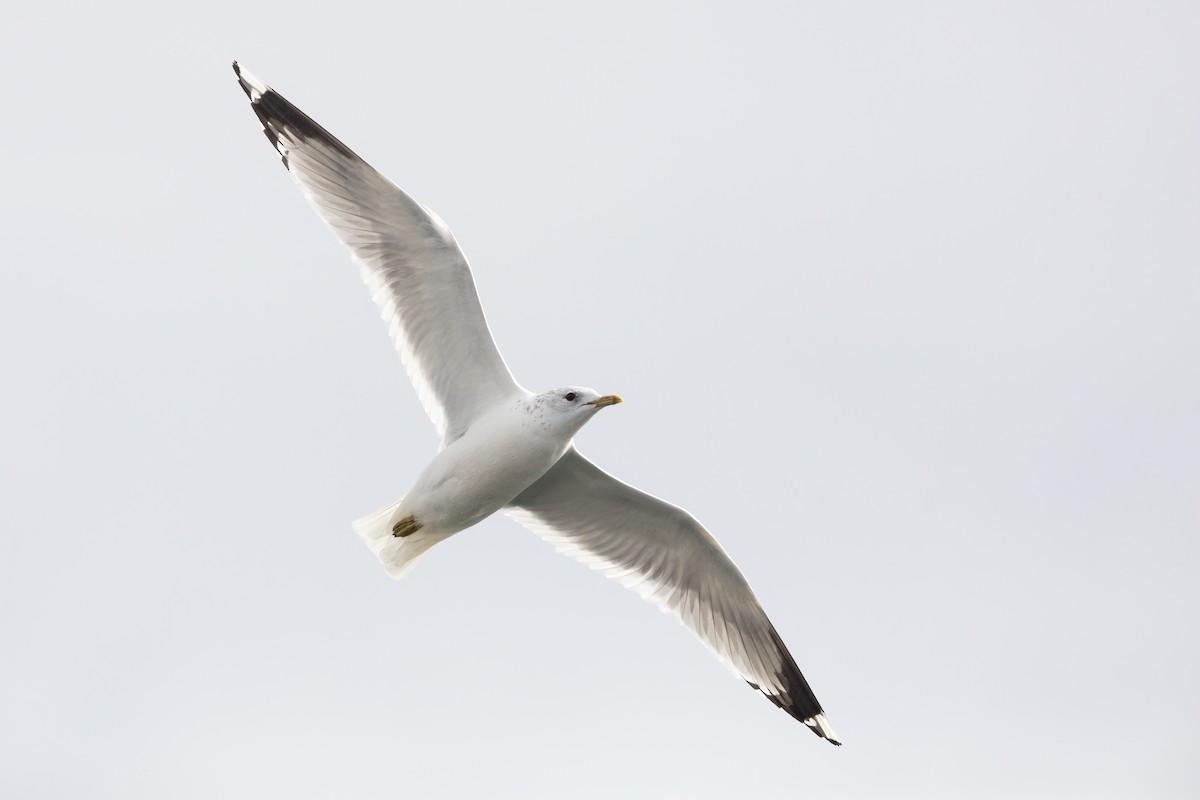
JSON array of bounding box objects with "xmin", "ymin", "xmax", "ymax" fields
[{"xmin": 233, "ymin": 62, "xmax": 841, "ymax": 745}]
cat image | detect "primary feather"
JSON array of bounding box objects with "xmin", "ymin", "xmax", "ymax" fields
[{"xmin": 234, "ymin": 63, "xmax": 522, "ymax": 444}]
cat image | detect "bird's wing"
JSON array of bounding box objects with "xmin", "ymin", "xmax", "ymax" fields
[
  {"xmin": 506, "ymin": 448, "xmax": 840, "ymax": 744},
  {"xmin": 234, "ymin": 63, "xmax": 523, "ymax": 443}
]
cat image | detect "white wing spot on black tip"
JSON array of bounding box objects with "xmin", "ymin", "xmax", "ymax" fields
[{"xmin": 232, "ymin": 63, "xmax": 362, "ymax": 172}]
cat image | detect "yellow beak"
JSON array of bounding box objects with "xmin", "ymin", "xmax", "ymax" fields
[{"xmin": 586, "ymin": 394, "xmax": 623, "ymax": 408}]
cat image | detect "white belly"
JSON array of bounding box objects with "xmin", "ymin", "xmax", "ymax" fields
[{"xmin": 403, "ymin": 402, "xmax": 569, "ymax": 533}]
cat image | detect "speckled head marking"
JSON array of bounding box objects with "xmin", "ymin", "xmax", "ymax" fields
[{"xmin": 524, "ymin": 387, "xmax": 623, "ymax": 435}]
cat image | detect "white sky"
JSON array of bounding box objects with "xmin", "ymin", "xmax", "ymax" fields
[{"xmin": 3, "ymin": 1, "xmax": 1198, "ymax": 797}]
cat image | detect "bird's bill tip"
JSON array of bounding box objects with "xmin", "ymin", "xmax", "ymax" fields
[{"xmin": 586, "ymin": 394, "xmax": 623, "ymax": 408}]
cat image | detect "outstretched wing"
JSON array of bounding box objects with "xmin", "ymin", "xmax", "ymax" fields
[
  {"xmin": 234, "ymin": 63, "xmax": 523, "ymax": 443},
  {"xmin": 506, "ymin": 448, "xmax": 840, "ymax": 744}
]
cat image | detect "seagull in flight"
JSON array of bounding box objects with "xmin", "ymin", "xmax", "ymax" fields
[{"xmin": 233, "ymin": 63, "xmax": 840, "ymax": 745}]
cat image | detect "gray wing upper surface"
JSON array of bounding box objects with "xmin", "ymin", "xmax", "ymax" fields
[
  {"xmin": 507, "ymin": 448, "xmax": 840, "ymax": 744},
  {"xmin": 234, "ymin": 64, "xmax": 522, "ymax": 443}
]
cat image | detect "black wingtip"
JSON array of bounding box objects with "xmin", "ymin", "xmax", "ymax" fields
[
  {"xmin": 765, "ymin": 628, "xmax": 824, "ymax": 720},
  {"xmin": 745, "ymin": 628, "xmax": 841, "ymax": 744},
  {"xmin": 231, "ymin": 64, "xmax": 361, "ymax": 173},
  {"xmin": 232, "ymin": 61, "xmax": 254, "ymax": 100}
]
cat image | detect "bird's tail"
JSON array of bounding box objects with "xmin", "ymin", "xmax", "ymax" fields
[{"xmin": 352, "ymin": 496, "xmax": 449, "ymax": 580}]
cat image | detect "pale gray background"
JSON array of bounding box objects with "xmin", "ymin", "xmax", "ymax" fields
[{"xmin": 3, "ymin": 1, "xmax": 1197, "ymax": 797}]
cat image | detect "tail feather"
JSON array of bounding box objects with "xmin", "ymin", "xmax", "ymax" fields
[{"xmin": 352, "ymin": 497, "xmax": 447, "ymax": 579}]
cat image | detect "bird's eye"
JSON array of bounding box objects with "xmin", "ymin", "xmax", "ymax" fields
[{"xmin": 565, "ymin": 392, "xmax": 577, "ymax": 402}]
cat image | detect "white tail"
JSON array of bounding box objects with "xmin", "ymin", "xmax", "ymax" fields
[{"xmin": 352, "ymin": 497, "xmax": 450, "ymax": 579}]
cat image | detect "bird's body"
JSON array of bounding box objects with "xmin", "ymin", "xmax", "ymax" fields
[
  {"xmin": 358, "ymin": 388, "xmax": 620, "ymax": 577},
  {"xmin": 404, "ymin": 393, "xmax": 560, "ymax": 536},
  {"xmin": 234, "ymin": 62, "xmax": 842, "ymax": 745}
]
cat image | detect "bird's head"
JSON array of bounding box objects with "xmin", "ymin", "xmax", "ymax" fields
[{"xmin": 533, "ymin": 387, "xmax": 623, "ymax": 435}]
